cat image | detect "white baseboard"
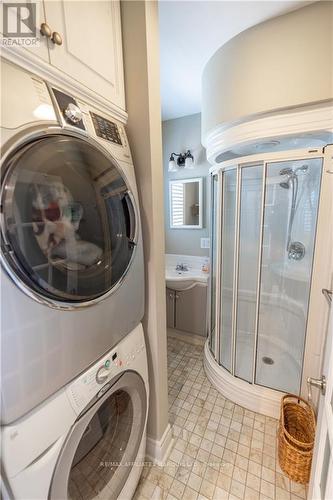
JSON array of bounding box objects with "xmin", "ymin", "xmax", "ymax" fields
[{"xmin": 146, "ymin": 423, "xmax": 174, "ymax": 465}]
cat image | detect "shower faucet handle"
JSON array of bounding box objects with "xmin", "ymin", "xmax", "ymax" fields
[
  {"xmin": 176, "ymin": 263, "xmax": 188, "ymax": 271},
  {"xmin": 288, "ymin": 241, "xmax": 305, "ymax": 261}
]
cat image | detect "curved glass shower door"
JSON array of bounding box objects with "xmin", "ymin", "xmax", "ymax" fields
[
  {"xmin": 220, "ymin": 169, "xmax": 237, "ymax": 372},
  {"xmin": 255, "ymin": 158, "xmax": 322, "ymax": 393},
  {"xmin": 209, "ymin": 174, "xmax": 219, "ymax": 353},
  {"xmin": 235, "ymin": 166, "xmax": 263, "ymax": 383},
  {"xmin": 214, "ymin": 154, "xmax": 323, "ymax": 394}
]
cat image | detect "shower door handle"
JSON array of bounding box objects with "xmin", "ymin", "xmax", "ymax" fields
[
  {"xmin": 322, "ymin": 288, "xmax": 332, "ymax": 304},
  {"xmin": 307, "ymin": 375, "xmax": 326, "ymax": 400}
]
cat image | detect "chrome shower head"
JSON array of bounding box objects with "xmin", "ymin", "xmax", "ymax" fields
[
  {"xmin": 279, "ymin": 164, "xmax": 308, "ymax": 188},
  {"xmin": 279, "ymin": 167, "xmax": 293, "ymax": 189},
  {"xmin": 280, "ymin": 181, "xmax": 290, "ymax": 189}
]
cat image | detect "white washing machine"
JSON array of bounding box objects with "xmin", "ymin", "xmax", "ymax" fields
[
  {"xmin": 2, "ymin": 323, "xmax": 149, "ymax": 500},
  {"xmin": 0, "ymin": 59, "xmax": 145, "ymax": 424}
]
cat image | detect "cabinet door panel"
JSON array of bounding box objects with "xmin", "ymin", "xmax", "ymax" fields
[
  {"xmin": 0, "ymin": 0, "xmax": 50, "ymax": 62},
  {"xmin": 44, "ymin": 0, "xmax": 125, "ymax": 108},
  {"xmin": 166, "ymin": 288, "xmax": 175, "ymax": 329},
  {"xmin": 176, "ymin": 286, "xmax": 207, "ymax": 336}
]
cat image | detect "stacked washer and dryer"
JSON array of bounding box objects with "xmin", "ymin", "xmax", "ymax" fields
[{"xmin": 1, "ymin": 59, "xmax": 149, "ymax": 499}]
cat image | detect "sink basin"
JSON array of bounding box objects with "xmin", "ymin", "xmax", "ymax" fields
[{"xmin": 166, "ymin": 268, "xmax": 209, "ymax": 291}]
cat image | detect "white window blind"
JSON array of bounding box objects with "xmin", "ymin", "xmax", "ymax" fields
[{"xmin": 171, "ymin": 183, "xmax": 184, "ymax": 226}]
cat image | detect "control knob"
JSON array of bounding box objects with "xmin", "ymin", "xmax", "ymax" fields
[{"xmin": 64, "ymin": 103, "xmax": 83, "ymax": 124}]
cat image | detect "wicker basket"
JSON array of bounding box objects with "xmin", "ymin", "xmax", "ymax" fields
[{"xmin": 278, "ymin": 394, "xmax": 316, "ymax": 484}]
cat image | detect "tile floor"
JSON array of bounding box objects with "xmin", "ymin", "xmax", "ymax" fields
[{"xmin": 134, "ymin": 336, "xmax": 308, "ymax": 500}]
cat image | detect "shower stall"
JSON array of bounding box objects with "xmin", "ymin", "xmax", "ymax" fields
[{"xmin": 206, "ymin": 146, "xmax": 332, "ymax": 417}]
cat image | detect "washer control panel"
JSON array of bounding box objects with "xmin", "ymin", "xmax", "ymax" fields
[
  {"xmin": 66, "ymin": 348, "xmax": 121, "ymax": 415},
  {"xmin": 90, "ymin": 112, "xmax": 122, "ymax": 145},
  {"xmin": 66, "ymin": 338, "xmax": 145, "ymax": 415}
]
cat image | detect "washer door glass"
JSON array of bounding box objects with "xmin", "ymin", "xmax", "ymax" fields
[
  {"xmin": 51, "ymin": 371, "xmax": 147, "ymax": 500},
  {"xmin": 1, "ymin": 135, "xmax": 137, "ymax": 304}
]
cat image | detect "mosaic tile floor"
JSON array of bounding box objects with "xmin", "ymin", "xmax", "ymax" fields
[{"xmin": 134, "ymin": 336, "xmax": 308, "ymax": 500}]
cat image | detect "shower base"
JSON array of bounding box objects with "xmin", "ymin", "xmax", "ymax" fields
[{"xmin": 204, "ymin": 340, "xmax": 284, "ymax": 418}]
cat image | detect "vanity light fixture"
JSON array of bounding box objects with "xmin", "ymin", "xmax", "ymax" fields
[{"xmin": 168, "ymin": 150, "xmax": 194, "ymax": 171}]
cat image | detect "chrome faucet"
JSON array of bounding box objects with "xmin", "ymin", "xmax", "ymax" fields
[{"xmin": 175, "ymin": 263, "xmax": 188, "ymax": 272}]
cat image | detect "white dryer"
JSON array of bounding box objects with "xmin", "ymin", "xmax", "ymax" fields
[
  {"xmin": 0, "ymin": 59, "xmax": 145, "ymax": 424},
  {"xmin": 2, "ymin": 323, "xmax": 148, "ymax": 500}
]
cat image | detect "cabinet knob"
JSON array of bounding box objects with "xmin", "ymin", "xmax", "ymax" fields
[
  {"xmin": 40, "ymin": 23, "xmax": 52, "ymax": 38},
  {"xmin": 51, "ymin": 31, "xmax": 63, "ymax": 46}
]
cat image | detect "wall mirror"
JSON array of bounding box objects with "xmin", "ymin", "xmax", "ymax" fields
[{"xmin": 169, "ymin": 177, "xmax": 203, "ymax": 229}]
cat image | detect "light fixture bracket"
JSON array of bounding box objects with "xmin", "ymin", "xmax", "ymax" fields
[{"xmin": 169, "ymin": 150, "xmax": 194, "ymax": 168}]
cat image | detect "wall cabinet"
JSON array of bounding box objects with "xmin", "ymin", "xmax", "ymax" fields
[
  {"xmin": 166, "ymin": 285, "xmax": 207, "ymax": 336},
  {"xmin": 2, "ymin": 0, "xmax": 125, "ymax": 111},
  {"xmin": 43, "ymin": 0, "xmax": 125, "ymax": 110},
  {"xmin": 0, "ymin": 3, "xmax": 49, "ymax": 62}
]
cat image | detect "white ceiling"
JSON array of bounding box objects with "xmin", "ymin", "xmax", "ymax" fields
[{"xmin": 159, "ymin": 0, "xmax": 313, "ymax": 121}]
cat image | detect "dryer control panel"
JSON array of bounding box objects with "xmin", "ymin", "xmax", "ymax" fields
[
  {"xmin": 51, "ymin": 88, "xmax": 85, "ymax": 130},
  {"xmin": 90, "ymin": 112, "xmax": 122, "ymax": 145},
  {"xmin": 48, "ymin": 85, "xmax": 133, "ymax": 164}
]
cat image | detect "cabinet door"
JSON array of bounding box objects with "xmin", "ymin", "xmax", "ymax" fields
[
  {"xmin": 0, "ymin": 1, "xmax": 50, "ymax": 62},
  {"xmin": 175, "ymin": 285, "xmax": 207, "ymax": 336},
  {"xmin": 44, "ymin": 0, "xmax": 125, "ymax": 109},
  {"xmin": 166, "ymin": 288, "xmax": 175, "ymax": 329}
]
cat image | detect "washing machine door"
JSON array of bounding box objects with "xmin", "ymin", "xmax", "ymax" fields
[
  {"xmin": 50, "ymin": 371, "xmax": 147, "ymax": 500},
  {"xmin": 1, "ymin": 133, "xmax": 138, "ymax": 308}
]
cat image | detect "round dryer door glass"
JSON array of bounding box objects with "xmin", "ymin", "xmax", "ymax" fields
[{"xmin": 1, "ymin": 134, "xmax": 137, "ymax": 304}]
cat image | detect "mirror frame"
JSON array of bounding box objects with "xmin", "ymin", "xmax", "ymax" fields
[{"xmin": 169, "ymin": 177, "xmax": 203, "ymax": 229}]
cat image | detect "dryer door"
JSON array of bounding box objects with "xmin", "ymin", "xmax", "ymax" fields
[
  {"xmin": 1, "ymin": 133, "xmax": 138, "ymax": 308},
  {"xmin": 50, "ymin": 371, "xmax": 147, "ymax": 500}
]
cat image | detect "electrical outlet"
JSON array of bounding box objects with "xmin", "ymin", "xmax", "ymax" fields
[{"xmin": 200, "ymin": 238, "xmax": 210, "ymax": 249}]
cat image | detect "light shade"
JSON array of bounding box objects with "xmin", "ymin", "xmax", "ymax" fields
[
  {"xmin": 168, "ymin": 158, "xmax": 177, "ymax": 172},
  {"xmin": 184, "ymin": 155, "xmax": 194, "ymax": 169}
]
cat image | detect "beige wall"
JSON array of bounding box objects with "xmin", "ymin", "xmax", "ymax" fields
[
  {"xmin": 202, "ymin": 2, "xmax": 333, "ymax": 141},
  {"xmin": 163, "ymin": 114, "xmax": 210, "ymax": 257},
  {"xmin": 121, "ymin": 1, "xmax": 169, "ymax": 444}
]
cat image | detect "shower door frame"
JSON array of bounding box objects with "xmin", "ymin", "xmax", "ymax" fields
[{"xmin": 208, "ymin": 145, "xmax": 332, "ymax": 404}]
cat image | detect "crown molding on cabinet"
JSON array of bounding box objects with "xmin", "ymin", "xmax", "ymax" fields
[{"xmin": 1, "ymin": 47, "xmax": 128, "ymax": 124}]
